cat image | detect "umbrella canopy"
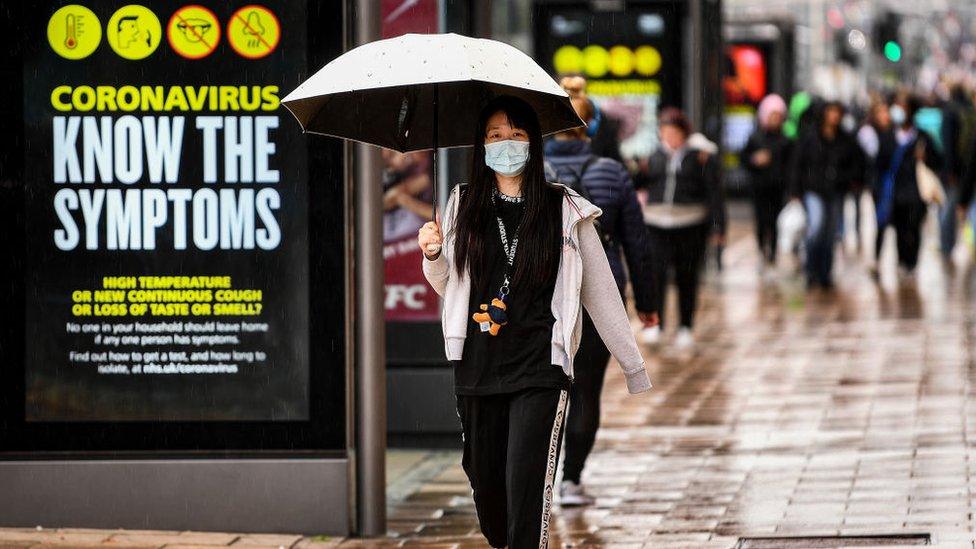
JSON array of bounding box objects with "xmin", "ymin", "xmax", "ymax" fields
[{"xmin": 281, "ymin": 33, "xmax": 584, "ymax": 152}]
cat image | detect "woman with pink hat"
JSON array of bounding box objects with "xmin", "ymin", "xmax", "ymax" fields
[{"xmin": 741, "ymin": 94, "xmax": 792, "ymax": 267}]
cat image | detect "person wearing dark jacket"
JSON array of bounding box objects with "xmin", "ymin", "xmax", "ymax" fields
[
  {"xmin": 938, "ymin": 84, "xmax": 975, "ymax": 256},
  {"xmin": 544, "ymin": 95, "xmax": 657, "ymax": 507},
  {"xmin": 741, "ymin": 94, "xmax": 792, "ymax": 265},
  {"xmin": 559, "ymin": 75, "xmax": 623, "ymax": 162},
  {"xmin": 635, "ymin": 108, "xmax": 725, "ymax": 350},
  {"xmin": 874, "ymin": 95, "xmax": 943, "ymax": 274},
  {"xmin": 789, "ymin": 101, "xmax": 863, "ymax": 288}
]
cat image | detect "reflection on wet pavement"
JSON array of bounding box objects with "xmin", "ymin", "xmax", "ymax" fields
[{"xmin": 346, "ymin": 205, "xmax": 976, "ymax": 548}]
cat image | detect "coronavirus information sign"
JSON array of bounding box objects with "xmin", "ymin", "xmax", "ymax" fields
[{"xmin": 23, "ymin": 2, "xmax": 311, "ymax": 422}]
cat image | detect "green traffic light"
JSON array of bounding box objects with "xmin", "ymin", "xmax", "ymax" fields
[{"xmin": 884, "ymin": 40, "xmax": 902, "ymax": 62}]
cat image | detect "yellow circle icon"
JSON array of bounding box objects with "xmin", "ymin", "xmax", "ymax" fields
[
  {"xmin": 634, "ymin": 45, "xmax": 662, "ymax": 76},
  {"xmin": 107, "ymin": 5, "xmax": 161, "ymax": 60},
  {"xmin": 227, "ymin": 5, "xmax": 280, "ymax": 59},
  {"xmin": 608, "ymin": 45, "xmax": 634, "ymax": 77},
  {"xmin": 553, "ymin": 45, "xmax": 583, "ymax": 74},
  {"xmin": 167, "ymin": 5, "xmax": 220, "ymax": 59},
  {"xmin": 582, "ymin": 45, "xmax": 609, "ymax": 78},
  {"xmin": 48, "ymin": 5, "xmax": 102, "ymax": 60}
]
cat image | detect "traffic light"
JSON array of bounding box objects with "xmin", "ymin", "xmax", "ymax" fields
[
  {"xmin": 834, "ymin": 29, "xmax": 860, "ymax": 66},
  {"xmin": 884, "ymin": 41, "xmax": 902, "ymax": 62},
  {"xmin": 873, "ymin": 11, "xmax": 901, "ymax": 62}
]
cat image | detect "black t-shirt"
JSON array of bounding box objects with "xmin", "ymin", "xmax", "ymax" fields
[{"xmin": 452, "ymin": 190, "xmax": 570, "ymax": 395}]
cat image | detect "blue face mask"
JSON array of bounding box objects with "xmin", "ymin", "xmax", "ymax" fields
[
  {"xmin": 484, "ymin": 139, "xmax": 530, "ymax": 177},
  {"xmin": 890, "ymin": 105, "xmax": 906, "ymax": 126}
]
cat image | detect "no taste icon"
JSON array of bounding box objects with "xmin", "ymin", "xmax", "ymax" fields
[
  {"xmin": 167, "ymin": 5, "xmax": 221, "ymax": 59},
  {"xmin": 227, "ymin": 5, "xmax": 280, "ymax": 59}
]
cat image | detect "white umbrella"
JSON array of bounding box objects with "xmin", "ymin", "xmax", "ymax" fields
[{"xmin": 281, "ymin": 33, "xmax": 583, "ymax": 216}]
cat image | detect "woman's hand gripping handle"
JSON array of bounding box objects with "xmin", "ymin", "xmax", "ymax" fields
[{"xmin": 418, "ymin": 220, "xmax": 442, "ymax": 259}]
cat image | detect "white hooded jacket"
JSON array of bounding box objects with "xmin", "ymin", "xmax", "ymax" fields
[{"xmin": 422, "ymin": 183, "xmax": 652, "ymax": 394}]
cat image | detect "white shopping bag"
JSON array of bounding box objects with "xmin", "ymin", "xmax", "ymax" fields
[{"xmin": 777, "ymin": 199, "xmax": 806, "ymax": 259}]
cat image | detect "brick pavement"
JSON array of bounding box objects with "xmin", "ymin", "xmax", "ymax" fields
[
  {"xmin": 0, "ymin": 527, "xmax": 336, "ymax": 549},
  {"xmin": 4, "ymin": 206, "xmax": 976, "ymax": 548}
]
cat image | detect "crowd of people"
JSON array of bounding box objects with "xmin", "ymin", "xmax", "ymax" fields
[
  {"xmin": 571, "ymin": 78, "xmax": 976, "ymax": 296},
  {"xmin": 533, "ymin": 76, "xmax": 976, "ymax": 513},
  {"xmin": 740, "ymin": 83, "xmax": 976, "ymax": 288}
]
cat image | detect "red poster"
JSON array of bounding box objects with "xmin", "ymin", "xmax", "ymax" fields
[
  {"xmin": 382, "ymin": 151, "xmax": 439, "ymax": 321},
  {"xmin": 381, "ymin": 0, "xmax": 438, "ymax": 38},
  {"xmin": 384, "ymin": 238, "xmax": 439, "ymax": 321}
]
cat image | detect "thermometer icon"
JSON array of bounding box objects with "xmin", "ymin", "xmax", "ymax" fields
[{"xmin": 64, "ymin": 13, "xmax": 77, "ymax": 49}]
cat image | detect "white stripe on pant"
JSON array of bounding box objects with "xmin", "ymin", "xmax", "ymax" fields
[
  {"xmin": 456, "ymin": 386, "xmax": 571, "ymax": 549},
  {"xmin": 539, "ymin": 389, "xmax": 569, "ymax": 549}
]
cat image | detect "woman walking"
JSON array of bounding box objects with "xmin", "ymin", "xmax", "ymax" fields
[
  {"xmin": 635, "ymin": 108, "xmax": 725, "ymax": 350},
  {"xmin": 857, "ymin": 99, "xmax": 894, "ymax": 271},
  {"xmin": 741, "ymin": 94, "xmax": 791, "ymax": 266},
  {"xmin": 544, "ymin": 95, "xmax": 658, "ymax": 506},
  {"xmin": 418, "ymin": 96, "xmax": 651, "ymax": 548},
  {"xmin": 873, "ymin": 95, "xmax": 942, "ymax": 276}
]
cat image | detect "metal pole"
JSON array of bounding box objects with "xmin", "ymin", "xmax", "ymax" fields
[
  {"xmin": 689, "ymin": 0, "xmax": 704, "ymax": 132},
  {"xmin": 353, "ymin": 0, "xmax": 386, "ymax": 537}
]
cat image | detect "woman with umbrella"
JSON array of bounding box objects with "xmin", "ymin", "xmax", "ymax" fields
[
  {"xmin": 283, "ymin": 32, "xmax": 650, "ymax": 547},
  {"xmin": 418, "ymin": 95, "xmax": 651, "ymax": 548}
]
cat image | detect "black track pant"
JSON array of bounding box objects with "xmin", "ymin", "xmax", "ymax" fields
[
  {"xmin": 753, "ymin": 186, "xmax": 783, "ymax": 263},
  {"xmin": 875, "ymin": 200, "xmax": 926, "ymax": 270},
  {"xmin": 563, "ymin": 312, "xmax": 609, "ymax": 484},
  {"xmin": 646, "ymin": 223, "xmax": 709, "ymax": 329},
  {"xmin": 456, "ymin": 387, "xmax": 569, "ymax": 549}
]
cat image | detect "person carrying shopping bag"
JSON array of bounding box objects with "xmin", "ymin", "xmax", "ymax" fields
[{"xmin": 418, "ymin": 95, "xmax": 652, "ymax": 548}]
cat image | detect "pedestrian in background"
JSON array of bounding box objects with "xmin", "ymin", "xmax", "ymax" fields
[
  {"xmin": 418, "ymin": 95, "xmax": 651, "ymax": 548},
  {"xmin": 635, "ymin": 108, "xmax": 725, "ymax": 350},
  {"xmin": 741, "ymin": 93, "xmax": 791, "ymax": 267},
  {"xmin": 544, "ymin": 94, "xmax": 658, "ymax": 507},
  {"xmin": 559, "ymin": 75, "xmax": 623, "ymax": 163},
  {"xmin": 789, "ymin": 101, "xmax": 862, "ymax": 289},
  {"xmin": 858, "ymin": 99, "xmax": 895, "ymax": 272},
  {"xmin": 939, "ymin": 83, "xmax": 976, "ymax": 258},
  {"xmin": 858, "ymin": 99, "xmax": 893, "ymax": 184},
  {"xmin": 873, "ymin": 95, "xmax": 943, "ymax": 277},
  {"xmin": 686, "ymin": 132, "xmax": 725, "ymax": 272}
]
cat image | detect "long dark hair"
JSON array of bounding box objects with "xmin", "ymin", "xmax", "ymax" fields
[{"xmin": 453, "ymin": 96, "xmax": 561, "ymax": 292}]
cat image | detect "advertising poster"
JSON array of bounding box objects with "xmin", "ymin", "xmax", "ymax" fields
[
  {"xmin": 723, "ymin": 44, "xmax": 768, "ymax": 172},
  {"xmin": 535, "ymin": 4, "xmax": 682, "ymax": 161},
  {"xmin": 382, "ymin": 150, "xmax": 439, "ymax": 322},
  {"xmin": 23, "ymin": 1, "xmax": 311, "ymax": 422},
  {"xmin": 380, "ymin": 0, "xmax": 440, "ymax": 323}
]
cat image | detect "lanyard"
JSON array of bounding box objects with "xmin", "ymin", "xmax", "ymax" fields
[{"xmin": 492, "ymin": 193, "xmax": 522, "ymax": 297}]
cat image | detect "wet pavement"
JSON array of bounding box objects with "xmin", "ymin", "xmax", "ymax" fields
[
  {"xmin": 4, "ymin": 202, "xmax": 976, "ymax": 548},
  {"xmin": 343, "ymin": 202, "xmax": 976, "ymax": 548}
]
